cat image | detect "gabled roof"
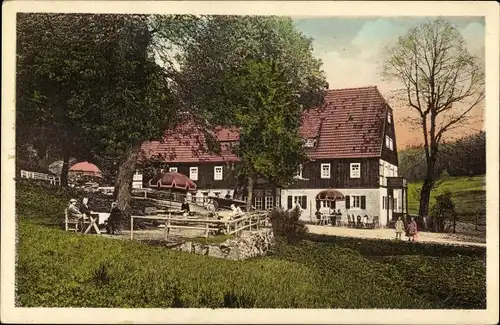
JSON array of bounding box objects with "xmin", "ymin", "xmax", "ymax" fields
[
  {"xmin": 303, "ymin": 86, "xmax": 389, "ymax": 159},
  {"xmin": 141, "ymin": 86, "xmax": 390, "ymax": 163},
  {"xmin": 140, "ymin": 122, "xmax": 239, "ymax": 163}
]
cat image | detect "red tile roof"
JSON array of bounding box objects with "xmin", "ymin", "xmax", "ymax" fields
[
  {"xmin": 303, "ymin": 86, "xmax": 389, "ymax": 159},
  {"xmin": 140, "ymin": 122, "xmax": 239, "ymax": 163},
  {"xmin": 140, "ymin": 86, "xmax": 390, "ymax": 163}
]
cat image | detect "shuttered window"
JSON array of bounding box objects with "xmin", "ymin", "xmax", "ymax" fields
[
  {"xmin": 287, "ymin": 196, "xmax": 293, "ymax": 210},
  {"xmin": 301, "ymin": 196, "xmax": 307, "ymax": 210},
  {"xmin": 345, "ymin": 195, "xmax": 350, "ymax": 209},
  {"xmin": 361, "ymin": 196, "xmax": 366, "ymax": 209}
]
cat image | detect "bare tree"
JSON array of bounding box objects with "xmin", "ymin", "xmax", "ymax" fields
[{"xmin": 381, "ymin": 19, "xmax": 484, "ymax": 220}]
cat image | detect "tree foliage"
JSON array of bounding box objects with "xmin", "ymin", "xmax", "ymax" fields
[
  {"xmin": 178, "ymin": 16, "xmax": 327, "ymax": 208},
  {"xmin": 381, "ymin": 19, "xmax": 485, "ymax": 218},
  {"xmin": 16, "ymin": 13, "xmax": 199, "ymax": 213},
  {"xmin": 398, "ymin": 131, "xmax": 486, "ymax": 182}
]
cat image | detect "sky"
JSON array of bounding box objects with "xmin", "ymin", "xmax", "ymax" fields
[{"xmin": 293, "ymin": 17, "xmax": 485, "ymax": 149}]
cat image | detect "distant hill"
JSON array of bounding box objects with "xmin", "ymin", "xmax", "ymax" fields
[
  {"xmin": 398, "ymin": 131, "xmax": 485, "ymax": 182},
  {"xmin": 407, "ymin": 175, "xmax": 486, "ymax": 221}
]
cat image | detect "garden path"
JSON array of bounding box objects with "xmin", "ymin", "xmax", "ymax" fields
[{"xmin": 306, "ymin": 224, "xmax": 486, "ymax": 247}]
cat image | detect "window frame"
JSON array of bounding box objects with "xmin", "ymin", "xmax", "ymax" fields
[
  {"xmin": 169, "ymin": 167, "xmax": 178, "ymax": 173},
  {"xmin": 320, "ymin": 163, "xmax": 331, "ymax": 179},
  {"xmin": 264, "ymin": 196, "xmax": 274, "ymax": 210},
  {"xmin": 350, "ymin": 163, "xmax": 361, "ymax": 178},
  {"xmin": 214, "ymin": 166, "xmax": 223, "ymax": 180},
  {"xmin": 295, "ymin": 164, "xmax": 303, "ymax": 178},
  {"xmin": 254, "ymin": 197, "xmax": 263, "ymax": 210},
  {"xmin": 352, "ymin": 195, "xmax": 361, "ymax": 209},
  {"xmin": 189, "ymin": 167, "xmax": 198, "ymax": 181},
  {"xmin": 387, "ymin": 111, "xmax": 392, "ymax": 124}
]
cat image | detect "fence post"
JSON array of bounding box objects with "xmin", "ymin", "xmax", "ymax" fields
[
  {"xmin": 205, "ymin": 222, "xmax": 209, "ymax": 238},
  {"xmin": 130, "ymin": 216, "xmax": 134, "ymax": 240},
  {"xmin": 165, "ymin": 217, "xmax": 170, "ymax": 241}
]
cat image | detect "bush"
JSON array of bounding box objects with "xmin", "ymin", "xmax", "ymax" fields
[
  {"xmin": 431, "ymin": 190, "xmax": 457, "ymax": 232},
  {"xmin": 269, "ymin": 207, "xmax": 307, "ymax": 244}
]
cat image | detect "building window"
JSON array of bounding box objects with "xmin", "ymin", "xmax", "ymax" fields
[
  {"xmin": 385, "ymin": 136, "xmax": 394, "ymax": 151},
  {"xmin": 352, "ymin": 195, "xmax": 361, "ymax": 208},
  {"xmin": 288, "ymin": 195, "xmax": 307, "ymax": 210},
  {"xmin": 295, "ymin": 164, "xmax": 303, "ymax": 178},
  {"xmin": 379, "ymin": 163, "xmax": 385, "ymax": 186},
  {"xmin": 189, "ymin": 167, "xmax": 198, "ymax": 181},
  {"xmin": 214, "ymin": 166, "xmax": 223, "ymax": 180},
  {"xmin": 264, "ymin": 196, "xmax": 274, "ymax": 210},
  {"xmin": 321, "ymin": 163, "xmax": 331, "ymax": 178},
  {"xmin": 387, "ymin": 111, "xmax": 392, "ymax": 124},
  {"xmin": 275, "ymin": 196, "xmax": 281, "ymax": 208},
  {"xmin": 304, "ymin": 138, "xmax": 316, "ymax": 148},
  {"xmin": 350, "ymin": 163, "xmax": 361, "ymax": 178},
  {"xmin": 255, "ymin": 197, "xmax": 263, "ymax": 210},
  {"xmin": 349, "ymin": 195, "xmax": 366, "ymax": 209},
  {"xmin": 169, "ymin": 167, "xmax": 178, "ymax": 173}
]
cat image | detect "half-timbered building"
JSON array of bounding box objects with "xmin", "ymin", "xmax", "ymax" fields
[{"xmin": 140, "ymin": 86, "xmax": 408, "ymax": 227}]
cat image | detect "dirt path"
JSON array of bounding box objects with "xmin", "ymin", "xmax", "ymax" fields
[{"xmin": 306, "ymin": 225, "xmax": 486, "ymax": 247}]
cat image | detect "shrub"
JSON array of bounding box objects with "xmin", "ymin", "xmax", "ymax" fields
[
  {"xmin": 269, "ymin": 207, "xmax": 307, "ymax": 244},
  {"xmin": 431, "ymin": 190, "xmax": 457, "ymax": 233}
]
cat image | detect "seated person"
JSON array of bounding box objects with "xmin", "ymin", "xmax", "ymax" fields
[
  {"xmin": 224, "ymin": 191, "xmax": 232, "ymax": 199},
  {"xmin": 236, "ymin": 205, "xmax": 244, "ymax": 216},
  {"xmin": 67, "ymin": 198, "xmax": 83, "ymax": 220},
  {"xmin": 80, "ymin": 197, "xmax": 91, "ymax": 219},
  {"xmin": 67, "ymin": 198, "xmax": 84, "ymax": 231}
]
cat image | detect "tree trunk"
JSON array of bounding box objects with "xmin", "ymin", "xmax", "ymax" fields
[
  {"xmin": 60, "ymin": 148, "xmax": 70, "ymax": 187},
  {"xmin": 114, "ymin": 141, "xmax": 142, "ymax": 216},
  {"xmin": 246, "ymin": 174, "xmax": 255, "ymax": 212}
]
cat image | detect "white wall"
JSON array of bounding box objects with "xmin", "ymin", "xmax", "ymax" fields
[{"xmin": 281, "ymin": 188, "xmax": 381, "ymax": 224}]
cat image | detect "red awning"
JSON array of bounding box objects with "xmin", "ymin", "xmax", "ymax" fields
[
  {"xmin": 148, "ymin": 172, "xmax": 197, "ymax": 191},
  {"xmin": 316, "ymin": 189, "xmax": 345, "ymax": 201}
]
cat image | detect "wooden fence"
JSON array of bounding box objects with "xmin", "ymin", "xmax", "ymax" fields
[
  {"xmin": 129, "ymin": 212, "xmax": 269, "ymax": 241},
  {"xmin": 20, "ymin": 170, "xmax": 61, "ymax": 185}
]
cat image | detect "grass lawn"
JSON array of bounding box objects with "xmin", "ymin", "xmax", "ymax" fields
[
  {"xmin": 407, "ymin": 175, "xmax": 486, "ymax": 221},
  {"xmin": 15, "ymin": 181, "xmax": 486, "ymax": 309}
]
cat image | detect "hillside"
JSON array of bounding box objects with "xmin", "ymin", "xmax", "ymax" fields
[
  {"xmin": 15, "ymin": 182, "xmax": 486, "ymax": 309},
  {"xmin": 407, "ymin": 175, "xmax": 486, "ymax": 220}
]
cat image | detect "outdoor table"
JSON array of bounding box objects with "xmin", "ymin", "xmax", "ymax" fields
[
  {"xmin": 84, "ymin": 213, "xmax": 101, "ymax": 234},
  {"xmin": 329, "ymin": 213, "xmax": 341, "ymax": 226}
]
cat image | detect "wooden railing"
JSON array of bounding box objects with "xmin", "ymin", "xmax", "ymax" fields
[
  {"xmin": 20, "ymin": 170, "xmax": 61, "ymax": 185},
  {"xmin": 129, "ymin": 212, "xmax": 269, "ymax": 241},
  {"xmin": 131, "ymin": 189, "xmax": 215, "ymax": 208}
]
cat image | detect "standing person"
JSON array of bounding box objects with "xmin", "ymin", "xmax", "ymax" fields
[
  {"xmin": 406, "ymin": 217, "xmax": 418, "ymax": 241},
  {"xmin": 181, "ymin": 197, "xmax": 190, "ymax": 217},
  {"xmin": 106, "ymin": 202, "xmax": 121, "ymax": 235},
  {"xmin": 395, "ymin": 216, "xmax": 404, "ymax": 240}
]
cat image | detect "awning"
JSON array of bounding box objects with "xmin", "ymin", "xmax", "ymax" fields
[
  {"xmin": 148, "ymin": 172, "xmax": 197, "ymax": 191},
  {"xmin": 315, "ymin": 189, "xmax": 345, "ymax": 201}
]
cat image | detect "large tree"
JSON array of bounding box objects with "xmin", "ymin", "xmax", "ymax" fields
[
  {"xmin": 178, "ymin": 16, "xmax": 327, "ymax": 210},
  {"xmin": 16, "ymin": 13, "xmax": 199, "ymax": 214},
  {"xmin": 381, "ymin": 19, "xmax": 485, "ymax": 220}
]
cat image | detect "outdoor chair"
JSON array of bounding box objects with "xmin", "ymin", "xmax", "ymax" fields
[
  {"xmin": 372, "ymin": 216, "xmax": 380, "ymax": 228},
  {"xmin": 356, "ymin": 215, "xmax": 362, "ymax": 228},
  {"xmin": 64, "ymin": 209, "xmax": 80, "ymax": 232}
]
